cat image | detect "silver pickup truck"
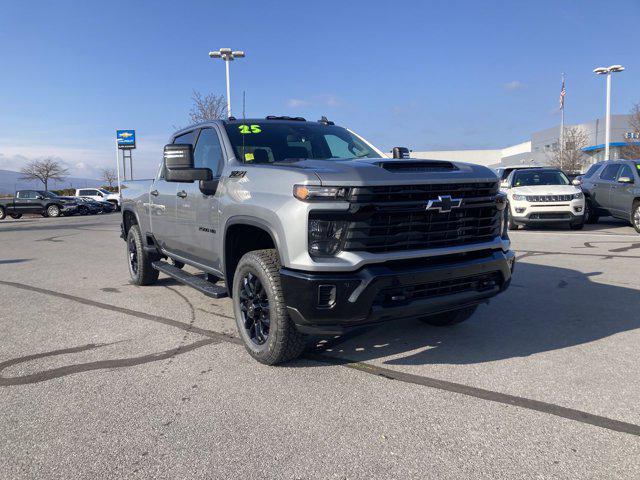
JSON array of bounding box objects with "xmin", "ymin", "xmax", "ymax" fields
[{"xmin": 120, "ymin": 116, "xmax": 514, "ymax": 364}]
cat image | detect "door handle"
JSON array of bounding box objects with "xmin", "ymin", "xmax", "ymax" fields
[
  {"xmin": 177, "ymin": 190, "xmax": 187, "ymax": 198},
  {"xmin": 150, "ymin": 189, "xmax": 159, "ymax": 196}
]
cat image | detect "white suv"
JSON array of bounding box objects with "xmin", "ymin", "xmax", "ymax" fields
[
  {"xmin": 75, "ymin": 188, "xmax": 120, "ymax": 210},
  {"xmin": 501, "ymin": 168, "xmax": 585, "ymax": 230}
]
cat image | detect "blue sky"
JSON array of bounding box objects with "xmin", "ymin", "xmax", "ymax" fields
[{"xmin": 1, "ymin": 0, "xmax": 638, "ymax": 178}]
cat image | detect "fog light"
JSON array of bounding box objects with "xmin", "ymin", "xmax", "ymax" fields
[
  {"xmin": 574, "ymin": 206, "xmax": 583, "ymax": 212},
  {"xmin": 515, "ymin": 207, "xmax": 526, "ymax": 213},
  {"xmin": 317, "ymin": 285, "xmax": 336, "ymax": 308}
]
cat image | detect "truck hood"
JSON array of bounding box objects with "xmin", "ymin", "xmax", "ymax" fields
[
  {"xmin": 510, "ymin": 185, "xmax": 581, "ymax": 196},
  {"xmin": 272, "ymin": 158, "xmax": 498, "ymax": 186}
]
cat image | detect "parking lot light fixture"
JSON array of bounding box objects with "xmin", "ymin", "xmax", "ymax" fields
[
  {"xmin": 593, "ymin": 65, "xmax": 625, "ymax": 161},
  {"xmin": 208, "ymin": 48, "xmax": 246, "ymax": 118}
]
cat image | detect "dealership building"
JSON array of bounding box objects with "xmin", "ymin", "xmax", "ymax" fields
[{"xmin": 413, "ymin": 114, "xmax": 639, "ymax": 171}]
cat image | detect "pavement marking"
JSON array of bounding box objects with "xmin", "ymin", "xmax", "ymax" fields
[
  {"xmin": 511, "ymin": 231, "xmax": 637, "ymax": 238},
  {"xmin": 515, "ymin": 249, "xmax": 640, "ymax": 260},
  {"xmin": 2, "ymin": 279, "xmax": 639, "ymax": 437}
]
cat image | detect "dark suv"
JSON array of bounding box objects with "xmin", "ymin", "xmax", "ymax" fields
[{"xmin": 581, "ymin": 160, "xmax": 640, "ymax": 233}]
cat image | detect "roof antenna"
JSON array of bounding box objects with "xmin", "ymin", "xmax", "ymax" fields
[{"xmin": 242, "ymin": 90, "xmax": 246, "ymax": 120}]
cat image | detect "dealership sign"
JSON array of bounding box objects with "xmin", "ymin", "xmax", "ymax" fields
[
  {"xmin": 116, "ymin": 130, "xmax": 136, "ymax": 149},
  {"xmin": 624, "ymin": 131, "xmax": 640, "ymax": 140}
]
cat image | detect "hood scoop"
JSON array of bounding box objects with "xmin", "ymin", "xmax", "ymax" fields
[{"xmin": 375, "ymin": 160, "xmax": 457, "ymax": 173}]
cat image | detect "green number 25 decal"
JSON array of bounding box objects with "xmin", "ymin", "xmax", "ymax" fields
[{"xmin": 239, "ymin": 124, "xmax": 262, "ymax": 134}]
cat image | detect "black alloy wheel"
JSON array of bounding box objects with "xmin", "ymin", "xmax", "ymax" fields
[{"xmin": 238, "ymin": 271, "xmax": 270, "ymax": 345}]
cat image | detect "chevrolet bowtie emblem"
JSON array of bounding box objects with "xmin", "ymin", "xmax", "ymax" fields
[{"xmin": 425, "ymin": 195, "xmax": 462, "ymax": 213}]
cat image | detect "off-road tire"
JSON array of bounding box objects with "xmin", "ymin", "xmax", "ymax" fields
[
  {"xmin": 126, "ymin": 224, "xmax": 159, "ymax": 286},
  {"xmin": 419, "ymin": 306, "xmax": 478, "ymax": 326},
  {"xmin": 9, "ymin": 213, "xmax": 22, "ymax": 219},
  {"xmin": 585, "ymin": 199, "xmax": 599, "ymax": 224},
  {"xmin": 0, "ymin": 206, "xmax": 5, "ymax": 220},
  {"xmin": 632, "ymin": 201, "xmax": 640, "ymax": 234},
  {"xmin": 47, "ymin": 204, "xmax": 61, "ymax": 218},
  {"xmin": 232, "ymin": 249, "xmax": 306, "ymax": 365}
]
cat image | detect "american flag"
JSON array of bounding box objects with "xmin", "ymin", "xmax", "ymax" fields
[{"xmin": 559, "ymin": 77, "xmax": 566, "ymax": 110}]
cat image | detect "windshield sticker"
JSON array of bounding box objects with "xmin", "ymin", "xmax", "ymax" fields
[
  {"xmin": 238, "ymin": 124, "xmax": 262, "ymax": 134},
  {"xmin": 244, "ymin": 152, "xmax": 254, "ymax": 162}
]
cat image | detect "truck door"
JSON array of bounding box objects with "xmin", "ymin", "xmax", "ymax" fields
[
  {"xmin": 16, "ymin": 191, "xmax": 38, "ymax": 213},
  {"xmin": 174, "ymin": 127, "xmax": 225, "ymax": 270},
  {"xmin": 609, "ymin": 164, "xmax": 634, "ymax": 218}
]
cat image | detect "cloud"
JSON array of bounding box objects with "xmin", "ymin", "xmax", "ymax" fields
[
  {"xmin": 503, "ymin": 80, "xmax": 526, "ymax": 91},
  {"xmin": 285, "ymin": 94, "xmax": 343, "ymax": 109},
  {"xmin": 286, "ymin": 98, "xmax": 310, "ymax": 108}
]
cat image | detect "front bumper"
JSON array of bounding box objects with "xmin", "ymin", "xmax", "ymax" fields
[
  {"xmin": 510, "ymin": 199, "xmax": 584, "ymax": 225},
  {"xmin": 280, "ymin": 249, "xmax": 515, "ymax": 334}
]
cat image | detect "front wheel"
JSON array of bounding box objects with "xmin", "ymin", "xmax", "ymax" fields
[
  {"xmin": 9, "ymin": 213, "xmax": 22, "ymax": 219},
  {"xmin": 584, "ymin": 199, "xmax": 599, "ymax": 224},
  {"xmin": 632, "ymin": 202, "xmax": 640, "ymax": 234},
  {"xmin": 507, "ymin": 208, "xmax": 519, "ymax": 230},
  {"xmin": 47, "ymin": 204, "xmax": 61, "ymax": 218},
  {"xmin": 232, "ymin": 249, "xmax": 306, "ymax": 365},
  {"xmin": 419, "ymin": 306, "xmax": 478, "ymax": 326},
  {"xmin": 126, "ymin": 224, "xmax": 159, "ymax": 285}
]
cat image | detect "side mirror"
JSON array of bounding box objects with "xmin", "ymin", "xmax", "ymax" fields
[
  {"xmin": 36, "ymin": 195, "xmax": 44, "ymax": 200},
  {"xmin": 392, "ymin": 146, "xmax": 410, "ymax": 159},
  {"xmin": 618, "ymin": 176, "xmax": 634, "ymax": 184},
  {"xmin": 500, "ymin": 180, "xmax": 509, "ymax": 189},
  {"xmin": 163, "ymin": 144, "xmax": 212, "ymax": 183},
  {"xmin": 572, "ymin": 179, "xmax": 581, "ymax": 186}
]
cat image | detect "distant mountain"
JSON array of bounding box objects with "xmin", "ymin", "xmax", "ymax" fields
[{"xmin": 0, "ymin": 169, "xmax": 106, "ymax": 194}]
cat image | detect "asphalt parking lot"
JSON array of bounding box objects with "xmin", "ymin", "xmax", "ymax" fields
[{"xmin": 1, "ymin": 213, "xmax": 639, "ymax": 479}]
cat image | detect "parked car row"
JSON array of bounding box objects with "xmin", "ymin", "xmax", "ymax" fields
[
  {"xmin": 0, "ymin": 189, "xmax": 117, "ymax": 220},
  {"xmin": 497, "ymin": 160, "xmax": 640, "ymax": 234}
]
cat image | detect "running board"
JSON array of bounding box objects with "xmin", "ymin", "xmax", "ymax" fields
[{"xmin": 152, "ymin": 261, "xmax": 228, "ymax": 299}]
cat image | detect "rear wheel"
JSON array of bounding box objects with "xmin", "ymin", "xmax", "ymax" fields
[
  {"xmin": 632, "ymin": 201, "xmax": 640, "ymax": 234},
  {"xmin": 47, "ymin": 204, "xmax": 61, "ymax": 218},
  {"xmin": 0, "ymin": 206, "xmax": 5, "ymax": 220},
  {"xmin": 419, "ymin": 306, "xmax": 478, "ymax": 326},
  {"xmin": 232, "ymin": 249, "xmax": 306, "ymax": 365},
  {"xmin": 126, "ymin": 224, "xmax": 159, "ymax": 286},
  {"xmin": 9, "ymin": 213, "xmax": 22, "ymax": 219}
]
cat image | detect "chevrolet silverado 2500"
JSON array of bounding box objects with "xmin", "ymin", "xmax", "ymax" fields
[{"xmin": 120, "ymin": 117, "xmax": 514, "ymax": 364}]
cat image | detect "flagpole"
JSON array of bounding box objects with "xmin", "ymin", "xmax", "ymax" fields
[{"xmin": 560, "ymin": 73, "xmax": 565, "ymax": 170}]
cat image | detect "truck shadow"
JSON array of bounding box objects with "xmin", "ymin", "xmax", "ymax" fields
[{"xmin": 310, "ymin": 262, "xmax": 640, "ymax": 366}]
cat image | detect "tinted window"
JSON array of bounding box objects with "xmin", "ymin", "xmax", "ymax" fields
[
  {"xmin": 584, "ymin": 163, "xmax": 602, "ymax": 179},
  {"xmin": 512, "ymin": 170, "xmax": 569, "ymax": 187},
  {"xmin": 223, "ymin": 122, "xmax": 377, "ymax": 163},
  {"xmin": 599, "ymin": 164, "xmax": 621, "ymax": 181},
  {"xmin": 617, "ymin": 164, "xmax": 633, "ymax": 180},
  {"xmin": 193, "ymin": 128, "xmax": 224, "ymax": 173},
  {"xmin": 173, "ymin": 130, "xmax": 197, "ymax": 146},
  {"xmin": 18, "ymin": 191, "xmax": 35, "ymax": 199}
]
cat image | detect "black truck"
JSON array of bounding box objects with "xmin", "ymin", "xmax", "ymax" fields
[{"xmin": 0, "ymin": 190, "xmax": 79, "ymax": 219}]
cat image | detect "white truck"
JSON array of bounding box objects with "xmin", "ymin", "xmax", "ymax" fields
[{"xmin": 75, "ymin": 188, "xmax": 121, "ymax": 210}]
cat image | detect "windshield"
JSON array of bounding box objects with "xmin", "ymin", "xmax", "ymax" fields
[
  {"xmin": 224, "ymin": 122, "xmax": 378, "ymax": 164},
  {"xmin": 98, "ymin": 189, "xmax": 111, "ymax": 195},
  {"xmin": 512, "ymin": 170, "xmax": 570, "ymax": 187}
]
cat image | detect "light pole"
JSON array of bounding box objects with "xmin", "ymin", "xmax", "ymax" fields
[
  {"xmin": 209, "ymin": 48, "xmax": 245, "ymax": 118},
  {"xmin": 593, "ymin": 65, "xmax": 625, "ymax": 161}
]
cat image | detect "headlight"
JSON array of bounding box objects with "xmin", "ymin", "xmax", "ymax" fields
[
  {"xmin": 294, "ymin": 185, "xmax": 348, "ymax": 202},
  {"xmin": 511, "ymin": 194, "xmax": 526, "ymax": 201},
  {"xmin": 573, "ymin": 192, "xmax": 583, "ymax": 199},
  {"xmin": 308, "ymin": 219, "xmax": 347, "ymax": 256}
]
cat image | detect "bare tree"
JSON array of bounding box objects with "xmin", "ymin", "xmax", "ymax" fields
[
  {"xmin": 547, "ymin": 127, "xmax": 589, "ymax": 173},
  {"xmin": 20, "ymin": 158, "xmax": 69, "ymax": 191},
  {"xmin": 621, "ymin": 102, "xmax": 640, "ymax": 159},
  {"xmin": 189, "ymin": 90, "xmax": 227, "ymax": 123},
  {"xmin": 100, "ymin": 167, "xmax": 117, "ymax": 187}
]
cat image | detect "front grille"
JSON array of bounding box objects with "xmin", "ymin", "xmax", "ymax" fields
[
  {"xmin": 374, "ymin": 272, "xmax": 502, "ymax": 307},
  {"xmin": 325, "ymin": 182, "xmax": 500, "ymax": 253},
  {"xmin": 526, "ymin": 194, "xmax": 574, "ymax": 202},
  {"xmin": 529, "ymin": 212, "xmax": 571, "ymax": 220}
]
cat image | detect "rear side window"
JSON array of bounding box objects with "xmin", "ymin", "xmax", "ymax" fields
[
  {"xmin": 599, "ymin": 164, "xmax": 621, "ymax": 181},
  {"xmin": 584, "ymin": 163, "xmax": 602, "ymax": 179},
  {"xmin": 17, "ymin": 191, "xmax": 35, "ymax": 199}
]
